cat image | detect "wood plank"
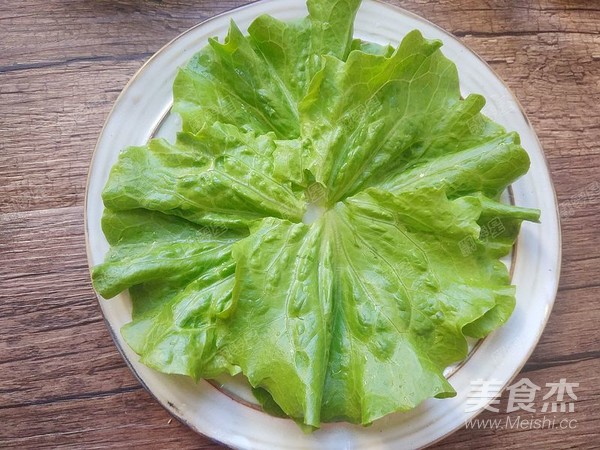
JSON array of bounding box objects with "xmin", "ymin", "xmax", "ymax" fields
[
  {"xmin": 0, "ymin": 0, "xmax": 242, "ymax": 68},
  {"xmin": 0, "ymin": 208, "xmax": 134, "ymax": 408},
  {"xmin": 434, "ymin": 358, "xmax": 600, "ymax": 449},
  {"xmin": 526, "ymin": 287, "xmax": 600, "ymax": 365},
  {"xmin": 1, "ymin": 0, "xmax": 598, "ymax": 70},
  {"xmin": 0, "ymin": 388, "xmax": 216, "ymax": 449},
  {"xmin": 0, "ymin": 62, "xmax": 140, "ymax": 213}
]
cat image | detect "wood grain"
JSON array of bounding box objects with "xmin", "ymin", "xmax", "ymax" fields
[{"xmin": 1, "ymin": 0, "xmax": 599, "ymax": 448}]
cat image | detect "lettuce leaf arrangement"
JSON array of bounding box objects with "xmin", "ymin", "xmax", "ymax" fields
[{"xmin": 92, "ymin": 0, "xmax": 540, "ymax": 429}]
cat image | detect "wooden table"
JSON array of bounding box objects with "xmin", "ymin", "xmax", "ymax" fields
[{"xmin": 1, "ymin": 1, "xmax": 598, "ymax": 448}]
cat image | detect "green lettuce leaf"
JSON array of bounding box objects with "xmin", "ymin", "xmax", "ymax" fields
[
  {"xmin": 225, "ymin": 188, "xmax": 482, "ymax": 425},
  {"xmin": 101, "ymin": 123, "xmax": 305, "ymax": 228},
  {"xmin": 91, "ymin": 0, "xmax": 540, "ymax": 429},
  {"xmin": 299, "ymin": 29, "xmax": 521, "ymax": 203},
  {"xmin": 173, "ymin": 0, "xmax": 361, "ymax": 138}
]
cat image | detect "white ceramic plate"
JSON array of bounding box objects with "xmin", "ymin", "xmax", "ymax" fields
[{"xmin": 85, "ymin": 1, "xmax": 561, "ymax": 448}]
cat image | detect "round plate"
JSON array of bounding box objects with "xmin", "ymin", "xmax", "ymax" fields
[{"xmin": 85, "ymin": 0, "xmax": 561, "ymax": 448}]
